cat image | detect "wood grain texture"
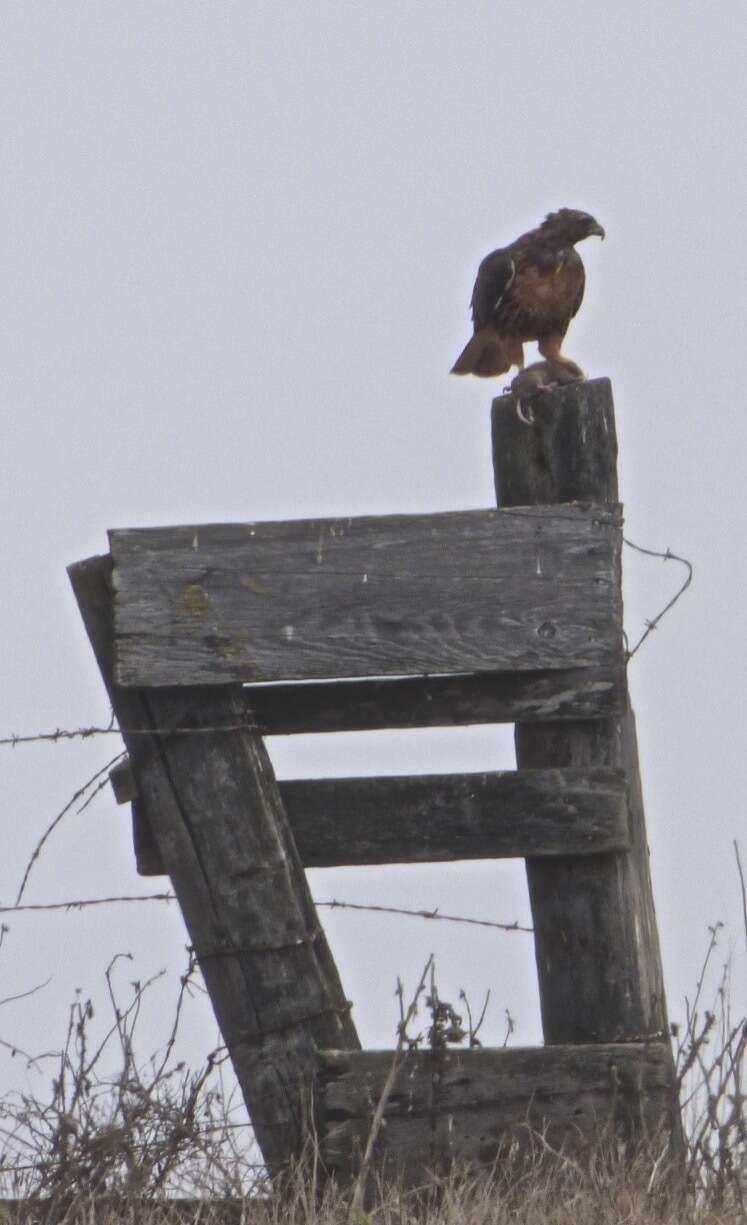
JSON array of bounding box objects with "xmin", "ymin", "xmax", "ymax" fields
[
  {"xmin": 493, "ymin": 377, "xmax": 618, "ymax": 507},
  {"xmin": 68, "ymin": 555, "xmax": 360, "ymax": 1175},
  {"xmin": 285, "ymin": 768, "xmax": 629, "ymax": 864},
  {"xmin": 116, "ymin": 764, "xmax": 630, "ymax": 873},
  {"xmin": 242, "ymin": 664, "xmax": 626, "ymax": 732},
  {"xmin": 110, "ymin": 505, "xmax": 622, "ymax": 687},
  {"xmin": 492, "ymin": 379, "xmax": 672, "ymax": 1049},
  {"xmin": 514, "ymin": 719, "xmax": 671, "ymax": 1044},
  {"xmin": 320, "ymin": 1043, "xmax": 677, "ymax": 1181}
]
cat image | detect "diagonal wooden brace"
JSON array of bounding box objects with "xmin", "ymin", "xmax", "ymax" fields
[{"xmin": 68, "ymin": 555, "xmax": 360, "ymax": 1175}]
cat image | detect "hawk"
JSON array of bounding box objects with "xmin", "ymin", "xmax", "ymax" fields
[{"xmin": 451, "ymin": 208, "xmax": 605, "ymax": 383}]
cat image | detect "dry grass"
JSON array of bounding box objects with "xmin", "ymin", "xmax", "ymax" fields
[
  {"xmin": 0, "ymin": 1153, "xmax": 743, "ymax": 1225},
  {"xmin": 0, "ymin": 914, "xmax": 744, "ymax": 1224}
]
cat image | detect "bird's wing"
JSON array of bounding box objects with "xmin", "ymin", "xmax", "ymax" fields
[
  {"xmin": 470, "ymin": 248, "xmax": 516, "ymax": 331},
  {"xmin": 569, "ymin": 254, "xmax": 586, "ymax": 318}
]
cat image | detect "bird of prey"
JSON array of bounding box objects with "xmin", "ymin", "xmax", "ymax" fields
[{"xmin": 451, "ymin": 208, "xmax": 605, "ymax": 384}]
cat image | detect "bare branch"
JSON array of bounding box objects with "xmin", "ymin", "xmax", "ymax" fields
[
  {"xmin": 14, "ymin": 751, "xmax": 126, "ymax": 905},
  {"xmin": 734, "ymin": 840, "xmax": 747, "ymax": 956}
]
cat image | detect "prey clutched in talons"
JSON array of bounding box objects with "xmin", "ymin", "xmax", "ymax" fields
[{"xmin": 509, "ymin": 360, "xmax": 582, "ymax": 425}]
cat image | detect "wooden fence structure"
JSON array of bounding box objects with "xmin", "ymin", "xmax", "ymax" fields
[{"xmin": 69, "ymin": 377, "xmax": 681, "ymax": 1184}]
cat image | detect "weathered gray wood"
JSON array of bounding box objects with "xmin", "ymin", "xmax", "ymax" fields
[
  {"xmin": 320, "ymin": 1043, "xmax": 677, "ymax": 1181},
  {"xmin": 242, "ymin": 664, "xmax": 626, "ymax": 732},
  {"xmin": 493, "ymin": 376, "xmax": 619, "ymax": 507},
  {"xmin": 130, "ymin": 797, "xmax": 163, "ymax": 876},
  {"xmin": 109, "ymin": 505, "xmax": 622, "ymax": 687},
  {"xmin": 286, "ymin": 768, "xmax": 629, "ymax": 864},
  {"xmin": 68, "ymin": 555, "xmax": 360, "ymax": 1175},
  {"xmin": 110, "ymin": 757, "xmax": 136, "ymax": 803},
  {"xmin": 492, "ymin": 379, "xmax": 671, "ymax": 1047},
  {"xmin": 514, "ymin": 718, "xmax": 671, "ymax": 1043},
  {"xmin": 118, "ymin": 764, "xmax": 630, "ymax": 874}
]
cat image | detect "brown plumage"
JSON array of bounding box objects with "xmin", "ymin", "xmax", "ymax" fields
[{"xmin": 451, "ymin": 208, "xmax": 605, "ymax": 382}]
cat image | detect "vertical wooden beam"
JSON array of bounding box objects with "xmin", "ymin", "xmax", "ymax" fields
[
  {"xmin": 68, "ymin": 555, "xmax": 360, "ymax": 1175},
  {"xmin": 492, "ymin": 378, "xmax": 670, "ymax": 1045}
]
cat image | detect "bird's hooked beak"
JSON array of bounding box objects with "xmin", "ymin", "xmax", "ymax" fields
[{"xmin": 589, "ymin": 220, "xmax": 606, "ymax": 240}]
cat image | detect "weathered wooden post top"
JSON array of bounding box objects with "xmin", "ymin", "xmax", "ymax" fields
[{"xmin": 69, "ymin": 377, "xmax": 681, "ymax": 1182}]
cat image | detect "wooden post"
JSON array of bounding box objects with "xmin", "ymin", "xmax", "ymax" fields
[
  {"xmin": 492, "ymin": 378, "xmax": 670, "ymax": 1045},
  {"xmin": 68, "ymin": 378, "xmax": 683, "ymax": 1180},
  {"xmin": 68, "ymin": 556, "xmax": 360, "ymax": 1175}
]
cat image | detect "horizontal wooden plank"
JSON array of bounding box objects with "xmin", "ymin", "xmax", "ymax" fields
[
  {"xmin": 243, "ymin": 664, "xmax": 626, "ymax": 732},
  {"xmin": 320, "ymin": 1043, "xmax": 677, "ymax": 1179},
  {"xmin": 321, "ymin": 1042, "xmax": 674, "ymax": 1115},
  {"xmin": 115, "ymin": 765, "xmax": 629, "ymax": 872},
  {"xmin": 110, "ymin": 505, "xmax": 622, "ymax": 687},
  {"xmin": 282, "ymin": 768, "xmax": 629, "ymax": 866}
]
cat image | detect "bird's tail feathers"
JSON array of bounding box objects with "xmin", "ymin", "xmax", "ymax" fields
[{"xmin": 450, "ymin": 330, "xmax": 511, "ymax": 377}]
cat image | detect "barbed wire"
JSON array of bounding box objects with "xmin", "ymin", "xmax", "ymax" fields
[
  {"xmin": 623, "ymin": 537, "xmax": 693, "ymax": 661},
  {"xmin": 0, "ymin": 720, "xmax": 261, "ymax": 748},
  {"xmin": 0, "ymin": 894, "xmax": 176, "ymax": 915},
  {"xmin": 0, "ymin": 892, "xmax": 531, "ymax": 934},
  {"xmin": 317, "ymin": 898, "xmax": 532, "ymax": 933}
]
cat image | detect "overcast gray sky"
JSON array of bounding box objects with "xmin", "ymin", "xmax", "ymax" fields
[{"xmin": 2, "ymin": 2, "xmax": 745, "ymax": 1114}]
